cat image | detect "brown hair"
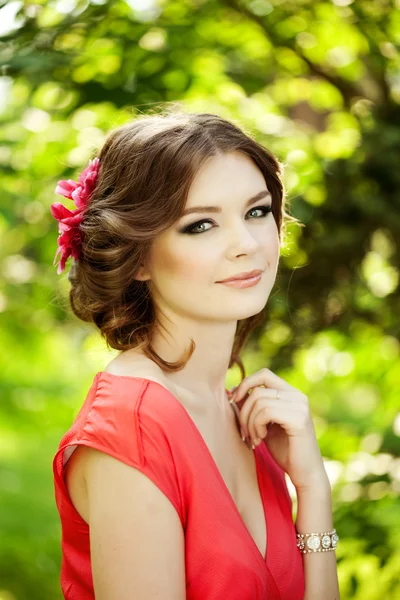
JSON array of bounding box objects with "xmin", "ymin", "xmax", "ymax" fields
[{"xmin": 67, "ymin": 108, "xmax": 302, "ymax": 381}]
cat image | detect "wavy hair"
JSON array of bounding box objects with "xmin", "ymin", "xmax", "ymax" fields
[{"xmin": 66, "ymin": 109, "xmax": 302, "ymax": 381}]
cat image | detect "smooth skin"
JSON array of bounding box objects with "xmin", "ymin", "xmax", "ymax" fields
[
  {"xmin": 230, "ymin": 368, "xmax": 327, "ymax": 491},
  {"xmin": 79, "ymin": 447, "xmax": 186, "ymax": 599}
]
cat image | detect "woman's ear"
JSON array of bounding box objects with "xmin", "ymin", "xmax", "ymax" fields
[{"xmin": 135, "ymin": 264, "xmax": 151, "ymax": 281}]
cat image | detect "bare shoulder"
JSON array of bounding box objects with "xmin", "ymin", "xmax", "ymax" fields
[{"xmin": 103, "ymin": 350, "xmax": 171, "ymax": 388}]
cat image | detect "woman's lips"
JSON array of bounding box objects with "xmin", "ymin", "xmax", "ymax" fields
[{"xmin": 217, "ymin": 272, "xmax": 263, "ymax": 288}]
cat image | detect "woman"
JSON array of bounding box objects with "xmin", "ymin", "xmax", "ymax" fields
[{"xmin": 52, "ymin": 110, "xmax": 340, "ymax": 599}]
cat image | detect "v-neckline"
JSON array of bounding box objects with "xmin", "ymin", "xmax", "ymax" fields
[{"xmin": 97, "ymin": 371, "xmax": 269, "ymax": 566}]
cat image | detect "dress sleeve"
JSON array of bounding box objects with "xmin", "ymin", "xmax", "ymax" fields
[{"xmin": 55, "ymin": 374, "xmax": 185, "ymax": 527}]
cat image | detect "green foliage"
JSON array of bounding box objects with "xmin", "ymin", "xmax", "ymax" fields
[{"xmin": 1, "ymin": 0, "xmax": 399, "ymax": 597}]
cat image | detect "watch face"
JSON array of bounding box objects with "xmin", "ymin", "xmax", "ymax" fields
[
  {"xmin": 322, "ymin": 535, "xmax": 331, "ymax": 549},
  {"xmin": 306, "ymin": 535, "xmax": 321, "ymax": 551}
]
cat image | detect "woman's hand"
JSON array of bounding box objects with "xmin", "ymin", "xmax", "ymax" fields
[{"xmin": 230, "ymin": 368, "xmax": 328, "ymax": 491}]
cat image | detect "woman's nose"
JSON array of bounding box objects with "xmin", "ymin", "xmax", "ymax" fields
[{"xmin": 230, "ymin": 225, "xmax": 260, "ymax": 252}]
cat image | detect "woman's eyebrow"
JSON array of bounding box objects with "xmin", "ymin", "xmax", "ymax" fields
[{"xmin": 181, "ymin": 190, "xmax": 271, "ymax": 217}]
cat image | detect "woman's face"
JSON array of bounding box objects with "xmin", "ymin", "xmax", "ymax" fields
[{"xmin": 141, "ymin": 151, "xmax": 281, "ymax": 323}]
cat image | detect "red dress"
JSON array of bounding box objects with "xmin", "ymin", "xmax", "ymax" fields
[{"xmin": 53, "ymin": 371, "xmax": 305, "ymax": 599}]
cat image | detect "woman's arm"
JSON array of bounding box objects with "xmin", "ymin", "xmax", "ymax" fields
[
  {"xmin": 295, "ymin": 475, "xmax": 340, "ymax": 600},
  {"xmin": 229, "ymin": 370, "xmax": 341, "ymax": 598},
  {"xmin": 82, "ymin": 446, "xmax": 186, "ymax": 600}
]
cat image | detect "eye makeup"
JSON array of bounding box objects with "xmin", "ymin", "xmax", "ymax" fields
[{"xmin": 179, "ymin": 204, "xmax": 273, "ymax": 235}]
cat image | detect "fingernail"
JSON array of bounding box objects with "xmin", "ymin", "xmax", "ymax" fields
[{"xmin": 251, "ymin": 443, "xmax": 255, "ymax": 450}]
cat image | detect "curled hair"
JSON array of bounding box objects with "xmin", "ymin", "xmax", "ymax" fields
[{"xmin": 67, "ymin": 109, "xmax": 301, "ymax": 380}]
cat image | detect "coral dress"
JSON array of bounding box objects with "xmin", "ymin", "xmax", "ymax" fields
[{"xmin": 53, "ymin": 371, "xmax": 305, "ymax": 599}]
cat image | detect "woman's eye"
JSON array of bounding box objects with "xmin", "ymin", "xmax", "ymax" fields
[
  {"xmin": 248, "ymin": 205, "xmax": 272, "ymax": 219},
  {"xmin": 182, "ymin": 204, "xmax": 273, "ymax": 235}
]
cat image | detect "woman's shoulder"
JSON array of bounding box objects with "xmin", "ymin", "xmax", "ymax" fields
[
  {"xmin": 56, "ymin": 357, "xmax": 182, "ymax": 463},
  {"xmin": 54, "ymin": 359, "xmax": 188, "ymax": 528},
  {"xmin": 55, "ymin": 354, "xmax": 186, "ymax": 475},
  {"xmin": 103, "ymin": 350, "xmax": 163, "ymax": 378},
  {"xmin": 98, "ymin": 353, "xmax": 190, "ymax": 419},
  {"xmin": 98, "ymin": 354, "xmax": 182, "ymax": 412},
  {"xmin": 102, "ymin": 357, "xmax": 172, "ymax": 391}
]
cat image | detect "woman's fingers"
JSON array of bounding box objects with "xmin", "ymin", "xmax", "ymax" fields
[
  {"xmin": 238, "ymin": 389, "xmax": 309, "ymax": 440},
  {"xmin": 230, "ymin": 368, "xmax": 307, "ymax": 446},
  {"xmin": 236, "ymin": 387, "xmax": 290, "ymax": 438},
  {"xmin": 247, "ymin": 402, "xmax": 289, "ymax": 445},
  {"xmin": 231, "ymin": 368, "xmax": 296, "ymax": 406},
  {"xmin": 249, "ymin": 398, "xmax": 310, "ymax": 446}
]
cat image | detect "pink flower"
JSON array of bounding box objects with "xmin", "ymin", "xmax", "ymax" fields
[
  {"xmin": 52, "ymin": 226, "xmax": 83, "ymax": 275},
  {"xmin": 55, "ymin": 158, "xmax": 100, "ymax": 210},
  {"xmin": 50, "ymin": 157, "xmax": 100, "ymax": 274}
]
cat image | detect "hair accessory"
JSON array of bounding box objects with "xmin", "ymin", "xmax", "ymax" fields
[
  {"xmin": 296, "ymin": 528, "xmax": 339, "ymax": 553},
  {"xmin": 50, "ymin": 157, "xmax": 100, "ymax": 274}
]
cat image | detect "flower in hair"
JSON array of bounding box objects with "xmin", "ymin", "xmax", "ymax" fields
[{"xmin": 50, "ymin": 157, "xmax": 100, "ymax": 274}]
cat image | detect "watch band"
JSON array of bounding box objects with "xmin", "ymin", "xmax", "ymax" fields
[{"xmin": 296, "ymin": 528, "xmax": 339, "ymax": 553}]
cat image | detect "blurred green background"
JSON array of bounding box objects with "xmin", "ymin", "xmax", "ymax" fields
[{"xmin": 1, "ymin": 0, "xmax": 399, "ymax": 598}]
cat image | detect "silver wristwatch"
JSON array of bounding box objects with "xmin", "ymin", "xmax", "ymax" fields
[{"xmin": 296, "ymin": 528, "xmax": 339, "ymax": 553}]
